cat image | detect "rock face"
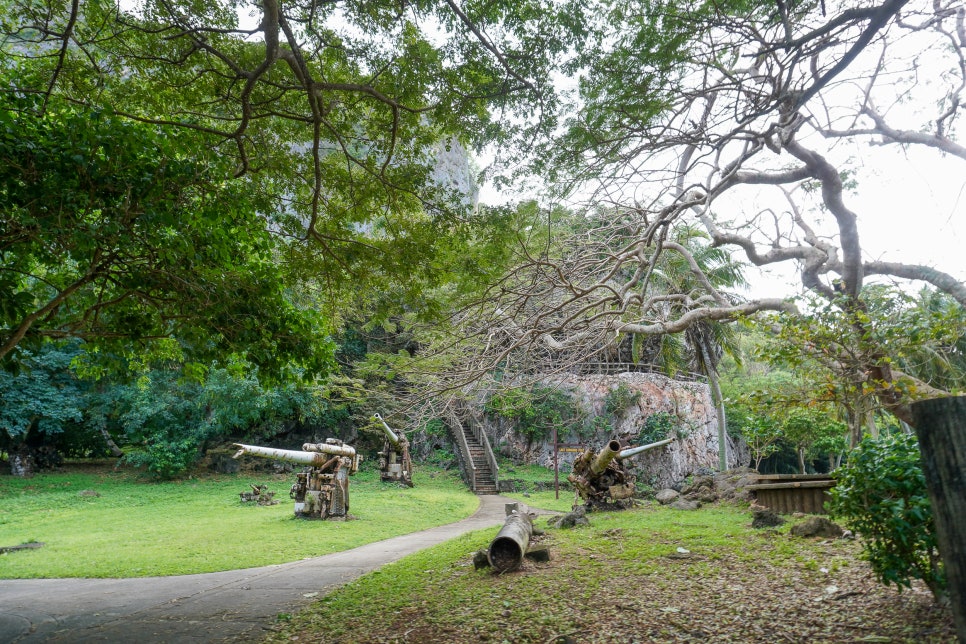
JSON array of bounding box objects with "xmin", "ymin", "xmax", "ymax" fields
[{"xmin": 484, "ymin": 372, "xmax": 749, "ymax": 489}]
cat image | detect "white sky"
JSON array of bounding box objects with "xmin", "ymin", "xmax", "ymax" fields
[{"xmin": 475, "ymin": 142, "xmax": 966, "ymax": 301}]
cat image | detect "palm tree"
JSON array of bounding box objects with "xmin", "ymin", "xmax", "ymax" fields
[{"xmin": 645, "ymin": 225, "xmax": 748, "ymax": 470}]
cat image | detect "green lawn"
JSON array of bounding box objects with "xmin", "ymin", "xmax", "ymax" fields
[{"xmin": 0, "ymin": 464, "xmax": 479, "ymax": 578}]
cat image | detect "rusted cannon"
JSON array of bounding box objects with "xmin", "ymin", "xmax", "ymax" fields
[
  {"xmin": 568, "ymin": 437, "xmax": 675, "ymax": 510},
  {"xmin": 372, "ymin": 413, "xmax": 414, "ymax": 487},
  {"xmin": 233, "ymin": 439, "xmax": 361, "ymax": 519},
  {"xmin": 487, "ymin": 506, "xmax": 535, "ymax": 573},
  {"xmin": 473, "ymin": 503, "xmax": 549, "ymax": 573}
]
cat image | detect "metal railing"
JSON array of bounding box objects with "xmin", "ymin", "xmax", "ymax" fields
[
  {"xmin": 450, "ymin": 415, "xmax": 476, "ymax": 492},
  {"xmin": 468, "ymin": 415, "xmax": 499, "ymax": 489},
  {"xmin": 563, "ymin": 362, "xmax": 707, "ymax": 382}
]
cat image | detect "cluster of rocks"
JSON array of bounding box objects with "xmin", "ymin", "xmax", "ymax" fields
[
  {"xmin": 750, "ymin": 509, "xmax": 849, "ymax": 538},
  {"xmin": 651, "ymin": 466, "xmax": 760, "ymax": 510}
]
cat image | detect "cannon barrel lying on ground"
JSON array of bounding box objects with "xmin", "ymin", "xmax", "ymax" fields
[{"xmin": 487, "ymin": 506, "xmax": 535, "ymax": 573}]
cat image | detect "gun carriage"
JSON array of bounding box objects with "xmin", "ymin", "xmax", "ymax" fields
[
  {"xmin": 233, "ymin": 439, "xmax": 360, "ymax": 519},
  {"xmin": 372, "ymin": 413, "xmax": 414, "ymax": 487},
  {"xmin": 568, "ymin": 438, "xmax": 675, "ymax": 509}
]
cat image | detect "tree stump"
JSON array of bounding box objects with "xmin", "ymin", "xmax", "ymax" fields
[{"xmin": 911, "ymin": 396, "xmax": 966, "ymax": 642}]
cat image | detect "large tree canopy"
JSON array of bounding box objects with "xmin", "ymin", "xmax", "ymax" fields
[
  {"xmin": 0, "ymin": 92, "xmax": 333, "ymax": 376},
  {"xmin": 1, "ymin": 0, "xmax": 581, "ymax": 273}
]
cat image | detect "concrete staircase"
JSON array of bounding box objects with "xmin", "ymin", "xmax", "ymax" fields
[{"xmin": 461, "ymin": 426, "xmax": 498, "ymax": 495}]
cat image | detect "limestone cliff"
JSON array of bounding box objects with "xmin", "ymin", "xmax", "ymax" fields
[{"xmin": 484, "ymin": 371, "xmax": 748, "ymax": 489}]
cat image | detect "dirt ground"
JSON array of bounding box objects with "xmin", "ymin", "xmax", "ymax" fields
[{"xmin": 275, "ymin": 529, "xmax": 957, "ymax": 644}]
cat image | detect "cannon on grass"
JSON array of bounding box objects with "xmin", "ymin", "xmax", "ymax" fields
[
  {"xmin": 474, "ymin": 503, "xmax": 549, "ymax": 573},
  {"xmin": 372, "ymin": 413, "xmax": 413, "ymax": 487},
  {"xmin": 567, "ymin": 437, "xmax": 675, "ymax": 510},
  {"xmin": 233, "ymin": 439, "xmax": 361, "ymax": 519}
]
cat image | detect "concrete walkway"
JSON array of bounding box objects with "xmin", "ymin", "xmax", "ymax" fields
[{"xmin": 0, "ymin": 494, "xmax": 530, "ymax": 643}]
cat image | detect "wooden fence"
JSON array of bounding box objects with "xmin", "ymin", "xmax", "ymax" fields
[{"xmin": 746, "ymin": 474, "xmax": 836, "ymax": 515}]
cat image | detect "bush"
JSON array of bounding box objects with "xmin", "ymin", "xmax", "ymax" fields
[
  {"xmin": 638, "ymin": 411, "xmax": 686, "ymax": 444},
  {"xmin": 827, "ymin": 433, "xmax": 946, "ymax": 602},
  {"xmin": 485, "ymin": 384, "xmax": 583, "ymax": 445}
]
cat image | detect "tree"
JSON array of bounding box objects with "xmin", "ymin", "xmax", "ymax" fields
[
  {"xmin": 753, "ymin": 287, "xmax": 966, "ymax": 447},
  {"xmin": 650, "ymin": 225, "xmax": 747, "ymax": 470},
  {"xmin": 0, "ymin": 92, "xmax": 334, "ymax": 377},
  {"xmin": 516, "ymin": 0, "xmax": 965, "ymax": 624},
  {"xmin": 535, "ymin": 0, "xmax": 966, "ymax": 419},
  {"xmin": 0, "ymin": 341, "xmax": 86, "ymax": 475},
  {"xmin": 0, "ymin": 0, "xmax": 580, "ymax": 283},
  {"xmin": 781, "ymin": 407, "xmax": 847, "ymax": 474}
]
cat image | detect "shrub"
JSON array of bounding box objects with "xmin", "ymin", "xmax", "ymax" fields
[
  {"xmin": 604, "ymin": 382, "xmax": 640, "ymax": 418},
  {"xmin": 827, "ymin": 433, "xmax": 946, "ymax": 602},
  {"xmin": 638, "ymin": 411, "xmax": 686, "ymax": 444},
  {"xmin": 485, "ymin": 384, "xmax": 583, "ymax": 445}
]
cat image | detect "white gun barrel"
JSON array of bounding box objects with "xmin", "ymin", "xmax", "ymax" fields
[
  {"xmin": 233, "ymin": 444, "xmax": 346, "ymax": 466},
  {"xmin": 617, "ymin": 438, "xmax": 675, "ymax": 459}
]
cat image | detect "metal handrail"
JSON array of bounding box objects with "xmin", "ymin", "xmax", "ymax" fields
[
  {"xmin": 451, "ymin": 416, "xmax": 477, "ymax": 492},
  {"xmin": 563, "ymin": 362, "xmax": 707, "ymax": 382},
  {"xmin": 470, "ymin": 420, "xmax": 499, "ymax": 488}
]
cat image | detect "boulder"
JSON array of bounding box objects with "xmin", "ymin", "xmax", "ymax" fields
[
  {"xmin": 752, "ymin": 509, "xmax": 786, "ymax": 529},
  {"xmin": 669, "ymin": 499, "xmax": 701, "ymax": 511},
  {"xmin": 655, "ymin": 489, "xmax": 680, "ymax": 504},
  {"xmin": 550, "ymin": 506, "xmax": 590, "ymax": 529},
  {"xmin": 790, "ymin": 516, "xmax": 844, "ymax": 538}
]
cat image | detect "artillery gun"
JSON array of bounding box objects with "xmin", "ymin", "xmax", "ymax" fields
[
  {"xmin": 372, "ymin": 413, "xmax": 414, "ymax": 487},
  {"xmin": 233, "ymin": 439, "xmax": 361, "ymax": 519},
  {"xmin": 568, "ymin": 437, "xmax": 675, "ymax": 510}
]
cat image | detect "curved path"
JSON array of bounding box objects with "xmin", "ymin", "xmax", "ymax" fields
[{"xmin": 0, "ymin": 494, "xmax": 533, "ymax": 643}]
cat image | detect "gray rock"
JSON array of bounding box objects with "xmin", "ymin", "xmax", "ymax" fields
[
  {"xmin": 751, "ymin": 509, "xmax": 785, "ymax": 529},
  {"xmin": 790, "ymin": 516, "xmax": 844, "ymax": 538},
  {"xmin": 550, "ymin": 506, "xmax": 590, "ymax": 528},
  {"xmin": 669, "ymin": 499, "xmax": 701, "ymax": 511},
  {"xmin": 690, "ymin": 485, "xmax": 718, "ymax": 503},
  {"xmin": 655, "ymin": 489, "xmax": 680, "ymax": 504}
]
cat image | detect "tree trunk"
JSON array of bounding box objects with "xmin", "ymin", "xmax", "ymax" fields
[
  {"xmin": 699, "ymin": 342, "xmax": 728, "ymax": 471},
  {"xmin": 10, "ymin": 445, "xmax": 34, "ymax": 477},
  {"xmin": 100, "ymin": 426, "xmax": 124, "ymax": 458},
  {"xmin": 910, "ymin": 396, "xmax": 966, "ymax": 642}
]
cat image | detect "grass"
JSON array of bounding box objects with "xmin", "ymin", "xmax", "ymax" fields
[
  {"xmin": 499, "ymin": 460, "xmax": 577, "ymax": 513},
  {"xmin": 265, "ymin": 502, "xmax": 955, "ymax": 644},
  {"xmin": 0, "ymin": 463, "xmax": 478, "ymax": 578}
]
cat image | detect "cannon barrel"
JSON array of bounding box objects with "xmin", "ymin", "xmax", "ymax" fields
[
  {"xmin": 233, "ymin": 443, "xmax": 354, "ymax": 465},
  {"xmin": 301, "ymin": 442, "xmax": 357, "ymax": 457},
  {"xmin": 590, "ymin": 440, "xmax": 623, "ymax": 475},
  {"xmin": 487, "ymin": 505, "xmax": 534, "ymax": 573},
  {"xmin": 371, "ymin": 413, "xmax": 400, "ymax": 446},
  {"xmin": 617, "ymin": 437, "xmax": 675, "ymax": 459}
]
